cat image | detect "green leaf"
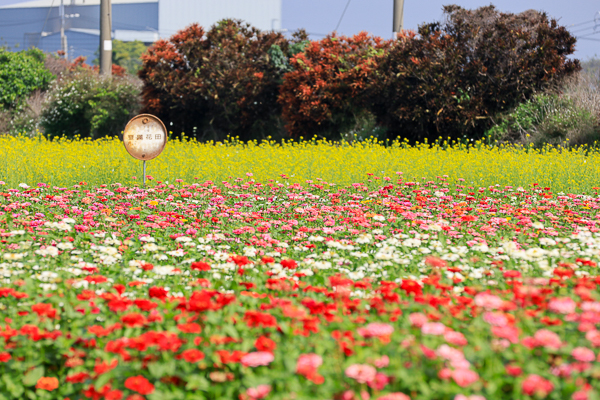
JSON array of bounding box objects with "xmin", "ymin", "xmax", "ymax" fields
[
  {"xmin": 185, "ymin": 374, "xmax": 210, "ymax": 391},
  {"xmin": 22, "ymin": 366, "xmax": 44, "ymax": 387},
  {"xmin": 2, "ymin": 375, "xmax": 23, "ymax": 397},
  {"xmin": 94, "ymin": 372, "xmax": 112, "ymax": 390}
]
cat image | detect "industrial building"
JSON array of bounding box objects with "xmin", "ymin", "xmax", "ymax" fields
[{"xmin": 0, "ymin": 0, "xmax": 282, "ymax": 60}]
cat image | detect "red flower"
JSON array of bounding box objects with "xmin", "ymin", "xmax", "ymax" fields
[
  {"xmin": 134, "ymin": 299, "xmax": 158, "ymax": 311},
  {"xmin": 179, "ymin": 349, "xmax": 205, "ymax": 363},
  {"xmin": 36, "ymin": 377, "xmax": 59, "ymax": 391},
  {"xmin": 121, "ymin": 313, "xmax": 147, "ymax": 328},
  {"xmin": 280, "ymin": 259, "xmax": 297, "ymax": 269},
  {"xmin": 124, "ymin": 375, "xmax": 155, "ymax": 395},
  {"xmin": 66, "ymin": 372, "xmax": 90, "ymax": 383},
  {"xmin": 191, "ymin": 261, "xmax": 211, "ymax": 271},
  {"xmin": 255, "ymin": 336, "xmax": 276, "ymax": 353},
  {"xmin": 243, "ymin": 311, "xmax": 277, "ymax": 328},
  {"xmin": 231, "ymin": 255, "xmax": 251, "ymax": 266},
  {"xmin": 0, "ymin": 352, "xmax": 11, "ymax": 362},
  {"xmin": 148, "ymin": 286, "xmax": 168, "ymax": 300},
  {"xmin": 177, "ymin": 322, "xmax": 202, "ymax": 333},
  {"xmin": 31, "ymin": 303, "xmax": 57, "ymax": 319}
]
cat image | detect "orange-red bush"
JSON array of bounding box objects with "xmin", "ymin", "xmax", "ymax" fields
[{"xmin": 279, "ymin": 33, "xmax": 391, "ymax": 140}]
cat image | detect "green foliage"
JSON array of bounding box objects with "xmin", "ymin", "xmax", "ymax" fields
[
  {"xmin": 92, "ymin": 40, "xmax": 148, "ymax": 75},
  {"xmin": 485, "ymin": 93, "xmax": 600, "ymax": 147},
  {"xmin": 367, "ymin": 5, "xmax": 581, "ymax": 143},
  {"xmin": 0, "ymin": 48, "xmax": 54, "ymax": 111},
  {"xmin": 40, "ymin": 70, "xmax": 141, "ymax": 139}
]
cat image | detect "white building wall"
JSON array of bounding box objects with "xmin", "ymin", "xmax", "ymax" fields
[{"xmin": 158, "ymin": 0, "xmax": 282, "ymax": 38}]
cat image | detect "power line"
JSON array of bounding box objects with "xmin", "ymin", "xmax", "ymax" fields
[
  {"xmin": 567, "ymin": 19, "xmax": 595, "ymax": 28},
  {"xmin": 334, "ymin": 0, "xmax": 351, "ymax": 32},
  {"xmin": 40, "ymin": 0, "xmax": 56, "ymax": 36},
  {"xmin": 577, "ymin": 31, "xmax": 600, "ymax": 39}
]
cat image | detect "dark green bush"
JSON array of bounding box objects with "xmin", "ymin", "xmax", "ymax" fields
[
  {"xmin": 40, "ymin": 70, "xmax": 140, "ymax": 139},
  {"xmin": 367, "ymin": 5, "xmax": 580, "ymax": 143},
  {"xmin": 0, "ymin": 48, "xmax": 54, "ymax": 112}
]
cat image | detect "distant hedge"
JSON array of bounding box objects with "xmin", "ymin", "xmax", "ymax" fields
[{"xmin": 137, "ymin": 5, "xmax": 580, "ymax": 143}]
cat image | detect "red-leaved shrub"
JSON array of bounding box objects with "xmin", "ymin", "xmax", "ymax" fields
[
  {"xmin": 279, "ymin": 32, "xmax": 391, "ymax": 140},
  {"xmin": 139, "ymin": 19, "xmax": 307, "ymax": 141}
]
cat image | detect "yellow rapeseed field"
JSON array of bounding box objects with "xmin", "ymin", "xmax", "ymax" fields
[{"xmin": 2, "ymin": 135, "xmax": 599, "ymax": 192}]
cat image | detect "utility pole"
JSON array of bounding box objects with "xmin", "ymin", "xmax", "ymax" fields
[
  {"xmin": 99, "ymin": 0, "xmax": 112, "ymax": 76},
  {"xmin": 393, "ymin": 0, "xmax": 405, "ymax": 34},
  {"xmin": 60, "ymin": 0, "xmax": 68, "ymax": 59}
]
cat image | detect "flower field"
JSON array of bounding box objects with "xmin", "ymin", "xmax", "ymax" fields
[
  {"xmin": 1, "ymin": 136, "xmax": 599, "ymax": 193},
  {"xmin": 0, "ymin": 174, "xmax": 600, "ymax": 400}
]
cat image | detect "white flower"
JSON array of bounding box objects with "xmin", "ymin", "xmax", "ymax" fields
[
  {"xmin": 18, "ymin": 183, "xmax": 29, "ymax": 189},
  {"xmin": 3, "ymin": 253, "xmax": 25, "ymax": 261},
  {"xmin": 313, "ymin": 261, "xmax": 332, "ymax": 270},
  {"xmin": 531, "ymin": 222, "xmax": 544, "ymax": 230},
  {"xmin": 539, "ymin": 238, "xmax": 556, "ymax": 246},
  {"xmin": 167, "ymin": 249, "xmax": 186, "ymax": 257},
  {"xmin": 143, "ymin": 243, "xmax": 159, "ymax": 252},
  {"xmin": 57, "ymin": 242, "xmax": 74, "ymax": 250},
  {"xmin": 35, "ymin": 246, "xmax": 59, "ymax": 257},
  {"xmin": 403, "ymin": 238, "xmax": 421, "ymax": 247}
]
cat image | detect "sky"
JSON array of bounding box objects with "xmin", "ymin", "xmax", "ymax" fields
[
  {"xmin": 283, "ymin": 0, "xmax": 600, "ymax": 61},
  {"xmin": 0, "ymin": 0, "xmax": 598, "ymax": 60}
]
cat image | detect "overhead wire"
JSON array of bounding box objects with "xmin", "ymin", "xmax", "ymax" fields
[{"xmin": 334, "ymin": 0, "xmax": 352, "ymax": 32}]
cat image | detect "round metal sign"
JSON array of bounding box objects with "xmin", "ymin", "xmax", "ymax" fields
[{"xmin": 123, "ymin": 114, "xmax": 168, "ymax": 161}]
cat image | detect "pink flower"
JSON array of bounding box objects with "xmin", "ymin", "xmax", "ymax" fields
[
  {"xmin": 585, "ymin": 330, "xmax": 600, "ymax": 347},
  {"xmin": 573, "ymin": 390, "xmax": 590, "ymax": 400},
  {"xmin": 533, "ymin": 329, "xmax": 562, "ymax": 349},
  {"xmin": 548, "ymin": 297, "xmax": 577, "ymax": 314},
  {"xmin": 438, "ymin": 368, "xmax": 453, "ymax": 380},
  {"xmin": 296, "ymin": 353, "xmax": 323, "ymax": 376},
  {"xmin": 246, "ymin": 385, "xmax": 271, "ymax": 399},
  {"xmin": 551, "ymin": 363, "xmax": 572, "ymax": 378},
  {"xmin": 451, "ymin": 369, "xmax": 479, "ymax": 387},
  {"xmin": 581, "ymin": 302, "xmax": 600, "ymax": 312},
  {"xmin": 377, "ymin": 393, "xmax": 410, "ymax": 400},
  {"xmin": 522, "ymin": 374, "xmax": 554, "ymax": 397},
  {"xmin": 437, "ymin": 344, "xmax": 465, "ymax": 362},
  {"xmin": 483, "ymin": 312, "xmax": 508, "ymax": 327},
  {"xmin": 374, "ymin": 355, "xmax": 389, "ymax": 368},
  {"xmin": 368, "ymin": 372, "xmax": 390, "ymax": 390},
  {"xmin": 241, "ymin": 352, "xmax": 274, "ymax": 367},
  {"xmin": 421, "ymin": 322, "xmax": 446, "ymax": 335},
  {"xmin": 474, "ymin": 293, "xmax": 503, "ymax": 310},
  {"xmin": 491, "ymin": 325, "xmax": 519, "ymax": 343},
  {"xmin": 409, "ymin": 312, "xmax": 428, "ymax": 328},
  {"xmin": 572, "ymin": 347, "xmax": 595, "ymax": 362},
  {"xmin": 444, "ymin": 331, "xmax": 468, "ymax": 346},
  {"xmin": 345, "ymin": 364, "xmax": 377, "ymax": 384},
  {"xmin": 358, "ymin": 323, "xmax": 394, "ymax": 338},
  {"xmin": 455, "ymin": 396, "xmax": 486, "ymax": 400}
]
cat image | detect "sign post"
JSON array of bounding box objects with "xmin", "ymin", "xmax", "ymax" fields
[{"xmin": 122, "ymin": 114, "xmax": 168, "ymax": 186}]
